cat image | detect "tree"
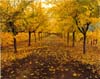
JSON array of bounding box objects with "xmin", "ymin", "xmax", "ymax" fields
[
  {"xmin": 52, "ymin": 0, "xmax": 78, "ymax": 47},
  {"xmin": 0, "ymin": 0, "xmax": 32, "ymax": 52},
  {"xmin": 23, "ymin": 1, "xmax": 48, "ymax": 46},
  {"xmin": 48, "ymin": 0, "xmax": 99, "ymax": 53},
  {"xmin": 74, "ymin": 0, "xmax": 99, "ymax": 54}
]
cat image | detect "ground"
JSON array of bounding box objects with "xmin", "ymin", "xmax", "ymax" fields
[{"xmin": 1, "ymin": 35, "xmax": 100, "ymax": 79}]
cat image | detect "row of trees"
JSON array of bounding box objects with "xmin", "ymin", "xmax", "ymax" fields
[
  {"xmin": 0, "ymin": 0, "xmax": 49, "ymax": 53},
  {"xmin": 50, "ymin": 0, "xmax": 99, "ymax": 54},
  {"xmin": 0, "ymin": 0, "xmax": 99, "ymax": 54}
]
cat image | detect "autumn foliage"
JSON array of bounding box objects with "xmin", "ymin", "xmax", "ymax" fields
[{"xmin": 0, "ymin": 0, "xmax": 100, "ymax": 79}]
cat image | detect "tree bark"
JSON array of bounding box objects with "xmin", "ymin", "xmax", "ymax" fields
[
  {"xmin": 34, "ymin": 32, "xmax": 36, "ymax": 42},
  {"xmin": 38, "ymin": 32, "xmax": 41, "ymax": 41},
  {"xmin": 67, "ymin": 32, "xmax": 69, "ymax": 46},
  {"xmin": 40, "ymin": 32, "xmax": 42, "ymax": 40},
  {"xmin": 28, "ymin": 31, "xmax": 31, "ymax": 46},
  {"xmin": 63, "ymin": 32, "xmax": 65, "ymax": 40},
  {"xmin": 72, "ymin": 31, "xmax": 75, "ymax": 47},
  {"xmin": 44, "ymin": 32, "xmax": 46, "ymax": 37},
  {"xmin": 83, "ymin": 33, "xmax": 86, "ymax": 54},
  {"xmin": 13, "ymin": 37, "xmax": 17, "ymax": 53}
]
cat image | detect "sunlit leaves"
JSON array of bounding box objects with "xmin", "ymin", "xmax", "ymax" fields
[
  {"xmin": 1, "ymin": 0, "xmax": 100, "ymax": 78},
  {"xmin": 78, "ymin": 14, "xmax": 90, "ymax": 27}
]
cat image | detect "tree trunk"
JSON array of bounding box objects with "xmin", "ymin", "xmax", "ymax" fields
[
  {"xmin": 40, "ymin": 32, "xmax": 42, "ymax": 40},
  {"xmin": 28, "ymin": 31, "xmax": 31, "ymax": 46},
  {"xmin": 91, "ymin": 39, "xmax": 93, "ymax": 46},
  {"xmin": 45, "ymin": 32, "xmax": 47, "ymax": 37},
  {"xmin": 67, "ymin": 32, "xmax": 69, "ymax": 46},
  {"xmin": 83, "ymin": 33, "xmax": 86, "ymax": 54},
  {"xmin": 95, "ymin": 39, "xmax": 97, "ymax": 45},
  {"xmin": 34, "ymin": 32, "xmax": 36, "ymax": 42},
  {"xmin": 63, "ymin": 32, "xmax": 65, "ymax": 40},
  {"xmin": 13, "ymin": 37, "xmax": 17, "ymax": 53},
  {"xmin": 72, "ymin": 31, "xmax": 75, "ymax": 47},
  {"xmin": 38, "ymin": 32, "xmax": 40, "ymax": 41},
  {"xmin": 77, "ymin": 23, "xmax": 90, "ymax": 54},
  {"xmin": 44, "ymin": 32, "xmax": 46, "ymax": 37}
]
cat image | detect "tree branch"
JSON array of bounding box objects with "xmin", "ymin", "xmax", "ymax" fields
[{"xmin": 78, "ymin": 26, "xmax": 83, "ymax": 33}]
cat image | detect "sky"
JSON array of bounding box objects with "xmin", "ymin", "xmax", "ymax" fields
[
  {"xmin": 7, "ymin": 0, "xmax": 53, "ymax": 8},
  {"xmin": 36, "ymin": 0, "xmax": 53, "ymax": 8}
]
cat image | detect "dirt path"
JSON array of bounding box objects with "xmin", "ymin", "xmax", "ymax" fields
[{"xmin": 1, "ymin": 35, "xmax": 100, "ymax": 79}]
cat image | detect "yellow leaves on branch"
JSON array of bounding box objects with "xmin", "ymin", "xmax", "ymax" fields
[
  {"xmin": 87, "ymin": 31, "xmax": 98, "ymax": 39},
  {"xmin": 14, "ymin": 20, "xmax": 23, "ymax": 27},
  {"xmin": 78, "ymin": 14, "xmax": 90, "ymax": 26},
  {"xmin": 78, "ymin": 14, "xmax": 99, "ymax": 27},
  {"xmin": 66, "ymin": 16, "xmax": 73, "ymax": 24},
  {"xmin": 0, "ymin": 0, "xmax": 8, "ymax": 9},
  {"xmin": 90, "ymin": 17, "xmax": 99, "ymax": 24},
  {"xmin": 85, "ymin": 10, "xmax": 91, "ymax": 16}
]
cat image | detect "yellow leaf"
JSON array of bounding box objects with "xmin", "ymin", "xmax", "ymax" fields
[{"xmin": 72, "ymin": 73, "xmax": 77, "ymax": 77}]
